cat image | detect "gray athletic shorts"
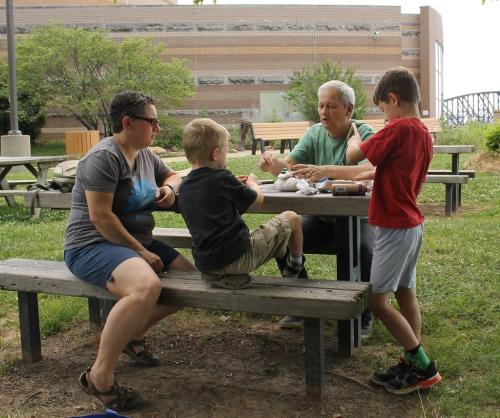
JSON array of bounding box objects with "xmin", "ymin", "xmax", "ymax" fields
[{"xmin": 370, "ymin": 224, "xmax": 423, "ymax": 293}]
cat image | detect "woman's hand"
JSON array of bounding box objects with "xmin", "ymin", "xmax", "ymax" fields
[
  {"xmin": 139, "ymin": 248, "xmax": 164, "ymax": 273},
  {"xmin": 156, "ymin": 185, "xmax": 176, "ymax": 209}
]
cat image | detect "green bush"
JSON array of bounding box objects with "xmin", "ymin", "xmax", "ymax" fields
[
  {"xmin": 435, "ymin": 121, "xmax": 490, "ymax": 150},
  {"xmin": 285, "ymin": 61, "xmax": 368, "ymax": 122},
  {"xmin": 484, "ymin": 123, "xmax": 500, "ymax": 152},
  {"xmin": 154, "ymin": 115, "xmax": 184, "ymax": 150}
]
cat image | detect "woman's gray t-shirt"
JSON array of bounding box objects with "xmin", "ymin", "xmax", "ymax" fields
[{"xmin": 64, "ymin": 137, "xmax": 170, "ymax": 250}]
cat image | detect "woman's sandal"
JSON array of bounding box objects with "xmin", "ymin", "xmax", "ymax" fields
[
  {"xmin": 122, "ymin": 338, "xmax": 160, "ymax": 367},
  {"xmin": 78, "ymin": 368, "xmax": 143, "ymax": 411}
]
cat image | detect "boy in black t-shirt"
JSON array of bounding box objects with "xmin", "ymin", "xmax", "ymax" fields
[{"xmin": 179, "ymin": 118, "xmax": 305, "ymax": 290}]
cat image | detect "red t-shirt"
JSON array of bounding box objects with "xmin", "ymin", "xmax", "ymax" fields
[{"xmin": 359, "ymin": 118, "xmax": 433, "ymax": 228}]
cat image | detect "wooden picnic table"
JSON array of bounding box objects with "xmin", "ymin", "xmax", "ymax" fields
[
  {"xmin": 26, "ymin": 185, "xmax": 370, "ymax": 356},
  {"xmin": 432, "ymin": 145, "xmax": 475, "ymax": 210},
  {"xmin": 0, "ymin": 155, "xmax": 67, "ymax": 217}
]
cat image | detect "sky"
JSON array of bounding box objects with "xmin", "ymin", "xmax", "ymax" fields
[{"xmin": 177, "ymin": 0, "xmax": 500, "ymax": 99}]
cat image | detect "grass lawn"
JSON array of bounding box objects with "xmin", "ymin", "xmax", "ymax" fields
[{"xmin": 0, "ymin": 146, "xmax": 498, "ymax": 416}]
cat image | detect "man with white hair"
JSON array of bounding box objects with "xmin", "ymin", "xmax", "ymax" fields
[{"xmin": 260, "ymin": 80, "xmax": 375, "ymax": 332}]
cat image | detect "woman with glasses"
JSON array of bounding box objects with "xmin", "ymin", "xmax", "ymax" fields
[{"xmin": 64, "ymin": 91, "xmax": 196, "ymax": 411}]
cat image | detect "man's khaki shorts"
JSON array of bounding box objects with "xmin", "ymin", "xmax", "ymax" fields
[{"xmin": 207, "ymin": 214, "xmax": 292, "ymax": 275}]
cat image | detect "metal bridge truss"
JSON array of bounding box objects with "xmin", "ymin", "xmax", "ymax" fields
[{"xmin": 441, "ymin": 91, "xmax": 500, "ymax": 126}]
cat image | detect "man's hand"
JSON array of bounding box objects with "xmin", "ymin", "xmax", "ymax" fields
[
  {"xmin": 354, "ymin": 170, "xmax": 376, "ymax": 180},
  {"xmin": 291, "ymin": 164, "xmax": 332, "ymax": 182},
  {"xmin": 139, "ymin": 248, "xmax": 164, "ymax": 273},
  {"xmin": 156, "ymin": 185, "xmax": 176, "ymax": 209},
  {"xmin": 259, "ymin": 152, "xmax": 276, "ymax": 172}
]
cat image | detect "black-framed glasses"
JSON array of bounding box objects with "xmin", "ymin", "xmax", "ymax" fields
[{"xmin": 130, "ymin": 115, "xmax": 160, "ymax": 128}]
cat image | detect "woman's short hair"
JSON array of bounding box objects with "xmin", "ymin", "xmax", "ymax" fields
[
  {"xmin": 318, "ymin": 80, "xmax": 356, "ymax": 107},
  {"xmin": 109, "ymin": 91, "xmax": 155, "ymax": 133},
  {"xmin": 182, "ymin": 118, "xmax": 229, "ymax": 164},
  {"xmin": 373, "ymin": 67, "xmax": 420, "ymax": 105}
]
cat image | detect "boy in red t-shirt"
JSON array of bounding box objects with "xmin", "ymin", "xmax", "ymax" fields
[{"xmin": 346, "ymin": 67, "xmax": 440, "ymax": 394}]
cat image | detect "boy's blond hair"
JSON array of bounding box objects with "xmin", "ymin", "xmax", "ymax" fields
[{"xmin": 182, "ymin": 118, "xmax": 229, "ymax": 164}]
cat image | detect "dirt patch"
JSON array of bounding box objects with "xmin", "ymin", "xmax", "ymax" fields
[
  {"xmin": 0, "ymin": 313, "xmax": 429, "ymax": 418},
  {"xmin": 465, "ymin": 152, "xmax": 500, "ymax": 173}
]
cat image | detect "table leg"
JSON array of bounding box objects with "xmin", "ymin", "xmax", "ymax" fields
[
  {"xmin": 335, "ymin": 216, "xmax": 362, "ymax": 356},
  {"xmin": 30, "ymin": 163, "xmax": 50, "ymax": 218},
  {"xmin": 451, "ymin": 154, "xmax": 460, "ymax": 211},
  {"xmin": 304, "ymin": 318, "xmax": 325, "ymax": 400},
  {"xmin": 18, "ymin": 291, "xmax": 42, "ymax": 363},
  {"xmin": 0, "ymin": 167, "xmax": 17, "ymax": 207}
]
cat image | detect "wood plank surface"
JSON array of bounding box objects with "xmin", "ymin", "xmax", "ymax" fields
[
  {"xmin": 432, "ymin": 145, "xmax": 475, "ymax": 154},
  {"xmin": 0, "ymin": 259, "xmax": 371, "ymax": 320},
  {"xmin": 24, "ymin": 187, "xmax": 371, "ymax": 216},
  {"xmin": 427, "ymin": 169, "xmax": 475, "ymax": 178},
  {"xmin": 425, "ymin": 174, "xmax": 469, "ymax": 184}
]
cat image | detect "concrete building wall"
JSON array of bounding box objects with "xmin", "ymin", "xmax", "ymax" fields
[{"xmin": 0, "ymin": 4, "xmax": 443, "ymax": 128}]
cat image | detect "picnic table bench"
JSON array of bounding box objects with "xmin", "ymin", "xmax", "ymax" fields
[
  {"xmin": 360, "ymin": 117, "xmax": 443, "ymax": 137},
  {"xmin": 0, "ymin": 155, "xmax": 67, "ymax": 218},
  {"xmin": 0, "ymin": 258, "xmax": 371, "ymax": 400},
  {"xmin": 240, "ymin": 120, "xmax": 310, "ymax": 155}
]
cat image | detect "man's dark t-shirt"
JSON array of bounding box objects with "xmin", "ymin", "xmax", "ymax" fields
[{"xmin": 179, "ymin": 167, "xmax": 257, "ymax": 272}]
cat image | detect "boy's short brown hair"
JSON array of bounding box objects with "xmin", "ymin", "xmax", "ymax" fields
[
  {"xmin": 373, "ymin": 67, "xmax": 420, "ymax": 106},
  {"xmin": 182, "ymin": 118, "xmax": 229, "ymax": 164}
]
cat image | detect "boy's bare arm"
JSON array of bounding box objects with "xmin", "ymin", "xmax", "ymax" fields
[
  {"xmin": 346, "ymin": 123, "xmax": 366, "ymax": 165},
  {"xmin": 245, "ymin": 173, "xmax": 264, "ymax": 206}
]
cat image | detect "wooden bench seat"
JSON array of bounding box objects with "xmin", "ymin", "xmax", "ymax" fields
[
  {"xmin": 424, "ymin": 174, "xmax": 469, "ymax": 216},
  {"xmin": 0, "ymin": 258, "xmax": 371, "ymax": 400},
  {"xmin": 248, "ymin": 121, "xmax": 310, "ymax": 155},
  {"xmin": 427, "ymin": 169, "xmax": 475, "ymax": 178},
  {"xmin": 361, "ymin": 117, "xmax": 442, "ymax": 137},
  {"xmin": 7, "ymin": 179, "xmax": 38, "ymax": 189}
]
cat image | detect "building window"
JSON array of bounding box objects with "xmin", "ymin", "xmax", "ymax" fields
[{"xmin": 435, "ymin": 42, "xmax": 444, "ymax": 118}]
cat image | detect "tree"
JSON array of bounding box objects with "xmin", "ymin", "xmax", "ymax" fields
[
  {"xmin": 284, "ymin": 61, "xmax": 368, "ymax": 123},
  {"xmin": 16, "ymin": 24, "xmax": 195, "ymax": 136},
  {"xmin": 0, "ymin": 61, "xmax": 46, "ymax": 141}
]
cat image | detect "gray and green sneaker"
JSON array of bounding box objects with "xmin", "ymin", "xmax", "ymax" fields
[
  {"xmin": 370, "ymin": 358, "xmax": 409, "ymax": 387},
  {"xmin": 385, "ymin": 361, "xmax": 441, "ymax": 395}
]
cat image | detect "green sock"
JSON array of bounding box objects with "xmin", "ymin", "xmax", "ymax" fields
[{"xmin": 404, "ymin": 345, "xmax": 431, "ymax": 371}]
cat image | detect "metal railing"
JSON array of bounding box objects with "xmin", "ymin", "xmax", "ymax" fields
[{"xmin": 441, "ymin": 91, "xmax": 500, "ymax": 126}]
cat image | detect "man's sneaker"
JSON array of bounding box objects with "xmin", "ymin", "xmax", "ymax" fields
[
  {"xmin": 361, "ymin": 310, "xmax": 373, "ymax": 339},
  {"xmin": 201, "ymin": 273, "xmax": 252, "ymax": 290},
  {"xmin": 281, "ymin": 255, "xmax": 306, "ymax": 278},
  {"xmin": 278, "ymin": 315, "xmax": 303, "ymax": 329},
  {"xmin": 385, "ymin": 361, "xmax": 441, "ymax": 395},
  {"xmin": 370, "ymin": 358, "xmax": 409, "ymax": 387}
]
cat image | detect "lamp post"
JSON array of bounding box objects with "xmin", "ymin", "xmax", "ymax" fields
[
  {"xmin": 6, "ymin": 0, "xmax": 20, "ymax": 135},
  {"xmin": 1, "ymin": 0, "xmax": 31, "ymax": 159}
]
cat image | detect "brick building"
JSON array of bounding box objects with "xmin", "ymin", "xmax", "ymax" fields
[{"xmin": 0, "ymin": 2, "xmax": 443, "ymax": 131}]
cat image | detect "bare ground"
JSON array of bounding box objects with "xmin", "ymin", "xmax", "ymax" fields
[{"xmin": 0, "ymin": 312, "xmax": 432, "ymax": 418}]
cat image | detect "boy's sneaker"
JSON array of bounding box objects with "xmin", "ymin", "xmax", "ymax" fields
[
  {"xmin": 281, "ymin": 255, "xmax": 306, "ymax": 278},
  {"xmin": 370, "ymin": 358, "xmax": 409, "ymax": 387},
  {"xmin": 278, "ymin": 315, "xmax": 303, "ymax": 329},
  {"xmin": 385, "ymin": 361, "xmax": 441, "ymax": 395},
  {"xmin": 361, "ymin": 309, "xmax": 373, "ymax": 339},
  {"xmin": 201, "ymin": 273, "xmax": 252, "ymax": 290}
]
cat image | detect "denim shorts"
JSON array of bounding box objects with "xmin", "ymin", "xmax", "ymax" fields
[{"xmin": 64, "ymin": 240, "xmax": 179, "ymax": 288}]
